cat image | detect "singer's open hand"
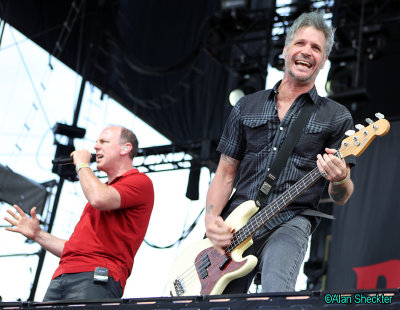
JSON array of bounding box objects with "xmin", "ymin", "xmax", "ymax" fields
[
  {"xmin": 4, "ymin": 205, "xmax": 41, "ymax": 240},
  {"xmin": 71, "ymin": 149, "xmax": 92, "ymax": 166}
]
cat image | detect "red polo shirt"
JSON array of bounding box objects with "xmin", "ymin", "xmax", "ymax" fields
[{"xmin": 52, "ymin": 169, "xmax": 154, "ymax": 291}]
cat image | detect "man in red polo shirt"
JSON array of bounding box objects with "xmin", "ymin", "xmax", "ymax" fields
[{"xmin": 5, "ymin": 126, "xmax": 154, "ymax": 301}]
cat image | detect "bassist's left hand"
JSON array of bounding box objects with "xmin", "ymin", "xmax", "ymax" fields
[{"xmin": 316, "ymin": 148, "xmax": 347, "ymax": 183}]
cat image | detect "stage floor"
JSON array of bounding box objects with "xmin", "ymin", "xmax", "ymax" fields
[{"xmin": 1, "ymin": 289, "xmax": 399, "ymax": 309}]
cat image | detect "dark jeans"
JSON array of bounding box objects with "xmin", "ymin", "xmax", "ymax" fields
[
  {"xmin": 43, "ymin": 272, "xmax": 123, "ymax": 302},
  {"xmin": 223, "ymin": 215, "xmax": 311, "ymax": 293}
]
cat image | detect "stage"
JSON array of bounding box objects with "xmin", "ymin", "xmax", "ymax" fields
[{"xmin": 1, "ymin": 289, "xmax": 399, "ymax": 309}]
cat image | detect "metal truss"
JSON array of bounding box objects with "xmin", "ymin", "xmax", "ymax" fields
[{"xmin": 135, "ymin": 146, "xmax": 193, "ymax": 173}]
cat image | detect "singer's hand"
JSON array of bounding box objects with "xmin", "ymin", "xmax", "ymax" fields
[
  {"xmin": 4, "ymin": 205, "xmax": 41, "ymax": 241},
  {"xmin": 71, "ymin": 150, "xmax": 92, "ymax": 166}
]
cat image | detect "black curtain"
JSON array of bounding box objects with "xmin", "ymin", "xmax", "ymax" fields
[{"xmin": 326, "ymin": 120, "xmax": 400, "ymax": 289}]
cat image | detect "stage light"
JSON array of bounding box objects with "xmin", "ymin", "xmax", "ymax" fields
[
  {"xmin": 229, "ymin": 74, "xmax": 265, "ymax": 106},
  {"xmin": 229, "ymin": 88, "xmax": 245, "ymax": 106},
  {"xmin": 52, "ymin": 123, "xmax": 86, "ymax": 139},
  {"xmin": 52, "ymin": 123, "xmax": 87, "ymax": 181}
]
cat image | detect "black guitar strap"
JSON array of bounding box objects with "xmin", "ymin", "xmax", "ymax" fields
[{"xmin": 255, "ymin": 98, "xmax": 319, "ymax": 208}]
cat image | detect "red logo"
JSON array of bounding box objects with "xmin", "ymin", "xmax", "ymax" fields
[{"xmin": 353, "ymin": 259, "xmax": 400, "ymax": 289}]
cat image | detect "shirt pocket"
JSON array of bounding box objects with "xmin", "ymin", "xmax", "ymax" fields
[
  {"xmin": 242, "ymin": 118, "xmax": 270, "ymax": 154},
  {"xmin": 296, "ymin": 122, "xmax": 326, "ymax": 157}
]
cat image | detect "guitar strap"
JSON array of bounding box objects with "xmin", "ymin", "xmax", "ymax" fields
[
  {"xmin": 255, "ymin": 97, "xmax": 319, "ymax": 208},
  {"xmin": 254, "ymin": 96, "xmax": 335, "ymax": 220}
]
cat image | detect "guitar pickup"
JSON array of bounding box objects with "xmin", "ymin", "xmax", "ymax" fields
[
  {"xmin": 199, "ymin": 254, "xmax": 211, "ymax": 279},
  {"xmin": 219, "ymin": 255, "xmax": 232, "ymax": 270}
]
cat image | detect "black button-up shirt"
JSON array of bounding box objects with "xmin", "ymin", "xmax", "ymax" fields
[{"xmin": 217, "ymin": 82, "xmax": 356, "ymax": 231}]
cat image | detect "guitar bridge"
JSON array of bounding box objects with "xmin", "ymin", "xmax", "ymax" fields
[{"xmin": 173, "ymin": 278, "xmax": 185, "ymax": 296}]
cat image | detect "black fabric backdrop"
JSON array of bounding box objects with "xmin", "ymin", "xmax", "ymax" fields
[{"xmin": 326, "ymin": 120, "xmax": 400, "ymax": 289}]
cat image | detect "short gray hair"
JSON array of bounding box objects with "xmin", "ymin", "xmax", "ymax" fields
[{"xmin": 285, "ymin": 11, "xmax": 335, "ymax": 58}]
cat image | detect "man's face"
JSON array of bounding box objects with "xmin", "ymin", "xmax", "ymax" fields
[
  {"xmin": 283, "ymin": 26, "xmax": 327, "ymax": 84},
  {"xmin": 94, "ymin": 126, "xmax": 123, "ymax": 171}
]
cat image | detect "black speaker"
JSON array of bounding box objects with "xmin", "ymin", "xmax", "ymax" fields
[
  {"xmin": 0, "ymin": 164, "xmax": 48, "ymax": 215},
  {"xmin": 186, "ymin": 162, "xmax": 201, "ymax": 200}
]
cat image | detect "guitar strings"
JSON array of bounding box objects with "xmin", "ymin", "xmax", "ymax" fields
[
  {"xmin": 173, "ymin": 135, "xmax": 367, "ymax": 294},
  {"xmin": 174, "ymin": 168, "xmax": 322, "ymax": 293},
  {"xmin": 174, "ymin": 164, "xmax": 326, "ymax": 293},
  {"xmin": 174, "ymin": 146, "xmax": 352, "ymax": 293},
  {"xmin": 173, "ymin": 149, "xmax": 348, "ymax": 292}
]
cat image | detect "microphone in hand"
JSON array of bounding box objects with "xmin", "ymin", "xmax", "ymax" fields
[{"xmin": 52, "ymin": 154, "xmax": 96, "ymax": 165}]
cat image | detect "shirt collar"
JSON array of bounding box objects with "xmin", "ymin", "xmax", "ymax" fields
[
  {"xmin": 271, "ymin": 80, "xmax": 320, "ymax": 105},
  {"xmin": 108, "ymin": 168, "xmax": 138, "ymax": 185},
  {"xmin": 308, "ymin": 85, "xmax": 320, "ymax": 105}
]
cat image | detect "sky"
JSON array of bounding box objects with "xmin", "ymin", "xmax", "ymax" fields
[{"xmin": 0, "ymin": 22, "xmax": 330, "ymax": 302}]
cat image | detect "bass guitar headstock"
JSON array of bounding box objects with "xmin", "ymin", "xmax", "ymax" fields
[{"xmin": 340, "ymin": 113, "xmax": 390, "ymax": 158}]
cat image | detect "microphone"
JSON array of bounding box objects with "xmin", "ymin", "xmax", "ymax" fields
[{"xmin": 52, "ymin": 153, "xmax": 96, "ymax": 165}]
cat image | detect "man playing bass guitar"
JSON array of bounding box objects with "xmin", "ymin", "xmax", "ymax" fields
[{"xmin": 205, "ymin": 11, "xmax": 355, "ymax": 293}]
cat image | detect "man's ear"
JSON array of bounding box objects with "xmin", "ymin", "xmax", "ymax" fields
[
  {"xmin": 121, "ymin": 143, "xmax": 132, "ymax": 154},
  {"xmin": 282, "ymin": 46, "xmax": 287, "ymax": 60},
  {"xmin": 320, "ymin": 56, "xmax": 328, "ymax": 69}
]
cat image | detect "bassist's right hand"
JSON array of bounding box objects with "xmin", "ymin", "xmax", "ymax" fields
[{"xmin": 205, "ymin": 214, "xmax": 233, "ymax": 255}]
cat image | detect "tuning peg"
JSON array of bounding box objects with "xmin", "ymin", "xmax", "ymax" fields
[
  {"xmin": 365, "ymin": 118, "xmax": 373, "ymax": 125},
  {"xmin": 345, "ymin": 130, "xmax": 355, "ymax": 136},
  {"xmin": 355, "ymin": 124, "xmax": 365, "ymax": 130},
  {"xmin": 375, "ymin": 112, "xmax": 384, "ymax": 119}
]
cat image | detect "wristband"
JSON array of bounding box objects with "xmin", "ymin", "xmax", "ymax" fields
[
  {"xmin": 75, "ymin": 163, "xmax": 91, "ymax": 173},
  {"xmin": 331, "ymin": 175, "xmax": 348, "ymax": 186}
]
